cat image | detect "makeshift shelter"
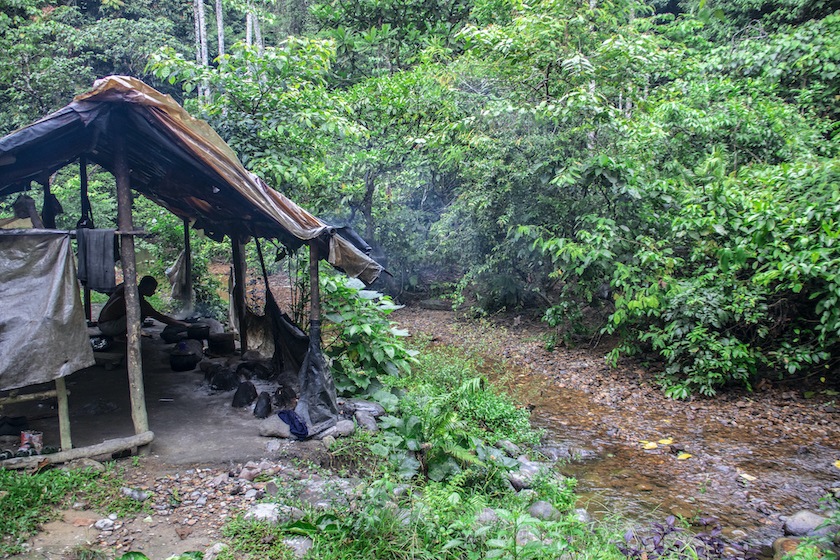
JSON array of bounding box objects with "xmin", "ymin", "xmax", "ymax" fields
[{"xmin": 0, "ymin": 76, "xmax": 382, "ymax": 453}]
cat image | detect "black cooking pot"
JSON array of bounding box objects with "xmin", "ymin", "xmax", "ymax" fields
[
  {"xmin": 161, "ymin": 325, "xmax": 188, "ymax": 344},
  {"xmin": 187, "ymin": 323, "xmax": 210, "ymax": 340}
]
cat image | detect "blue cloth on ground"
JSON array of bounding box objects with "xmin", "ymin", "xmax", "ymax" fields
[{"xmin": 277, "ymin": 410, "xmax": 308, "ymax": 439}]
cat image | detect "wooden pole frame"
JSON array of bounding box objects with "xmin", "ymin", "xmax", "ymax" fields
[
  {"xmin": 309, "ymin": 240, "xmax": 320, "ymax": 328},
  {"xmin": 231, "ymin": 233, "xmax": 248, "ymax": 353},
  {"xmin": 80, "ymin": 155, "xmax": 91, "ymax": 321},
  {"xmin": 183, "ymin": 217, "xmax": 193, "ymax": 312},
  {"xmin": 113, "ymin": 113, "xmax": 149, "ymax": 435}
]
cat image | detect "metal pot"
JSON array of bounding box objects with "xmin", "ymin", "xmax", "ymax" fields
[{"xmin": 187, "ymin": 323, "xmax": 210, "ymax": 340}]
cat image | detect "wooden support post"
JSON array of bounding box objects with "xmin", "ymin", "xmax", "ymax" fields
[
  {"xmin": 80, "ymin": 156, "xmax": 91, "ymax": 321},
  {"xmin": 114, "ymin": 117, "xmax": 149, "ymax": 435},
  {"xmin": 231, "ymin": 233, "xmax": 248, "ymax": 353},
  {"xmin": 55, "ymin": 377, "xmax": 72, "ymax": 451},
  {"xmin": 183, "ymin": 218, "xmax": 193, "ymax": 311},
  {"xmin": 42, "ymin": 181, "xmax": 56, "ymax": 229},
  {"xmin": 309, "ymin": 241, "xmax": 320, "ymax": 327}
]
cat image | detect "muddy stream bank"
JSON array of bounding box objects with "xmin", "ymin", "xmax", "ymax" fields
[{"xmin": 392, "ymin": 306, "xmax": 840, "ymax": 551}]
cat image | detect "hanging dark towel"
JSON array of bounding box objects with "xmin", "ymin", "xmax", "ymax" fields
[
  {"xmin": 76, "ymin": 228, "xmax": 117, "ymax": 293},
  {"xmin": 277, "ymin": 409, "xmax": 309, "ymax": 439}
]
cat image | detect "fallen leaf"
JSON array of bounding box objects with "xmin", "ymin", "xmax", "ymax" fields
[
  {"xmin": 834, "ymin": 460, "xmax": 840, "ymax": 469},
  {"xmin": 658, "ymin": 438, "xmax": 674, "ymax": 445},
  {"xmin": 677, "ymin": 453, "xmax": 692, "ymax": 460},
  {"xmin": 643, "ymin": 442, "xmax": 658, "ymax": 450},
  {"xmin": 72, "ymin": 517, "xmax": 97, "ymax": 527},
  {"xmin": 739, "ymin": 472, "xmax": 757, "ymax": 482}
]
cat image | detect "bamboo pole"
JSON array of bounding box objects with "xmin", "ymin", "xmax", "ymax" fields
[
  {"xmin": 55, "ymin": 378, "xmax": 72, "ymax": 451},
  {"xmin": 114, "ymin": 117, "xmax": 149, "ymax": 435},
  {"xmin": 231, "ymin": 233, "xmax": 248, "ymax": 352}
]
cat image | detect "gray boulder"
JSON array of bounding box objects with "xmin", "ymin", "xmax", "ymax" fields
[
  {"xmin": 784, "ymin": 510, "xmax": 838, "ymax": 536},
  {"xmin": 355, "ymin": 410, "xmax": 378, "ymax": 432},
  {"xmin": 259, "ymin": 415, "xmax": 291, "ymax": 438},
  {"xmin": 529, "ymin": 500, "xmax": 561, "ymax": 521}
]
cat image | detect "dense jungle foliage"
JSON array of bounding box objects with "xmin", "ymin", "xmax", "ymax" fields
[{"xmin": 2, "ymin": 0, "xmax": 840, "ymax": 398}]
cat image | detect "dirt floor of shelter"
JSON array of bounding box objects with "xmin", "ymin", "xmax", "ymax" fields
[{"xmin": 1, "ymin": 320, "xmax": 282, "ymax": 467}]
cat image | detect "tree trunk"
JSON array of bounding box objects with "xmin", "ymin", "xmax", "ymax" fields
[
  {"xmin": 194, "ymin": 0, "xmax": 210, "ymax": 104},
  {"xmin": 253, "ymin": 11, "xmax": 264, "ymax": 55},
  {"xmin": 246, "ymin": 11, "xmax": 253, "ymax": 46},
  {"xmin": 216, "ymin": 0, "xmax": 224, "ymax": 58},
  {"xmin": 362, "ymin": 168, "xmax": 376, "ymax": 242}
]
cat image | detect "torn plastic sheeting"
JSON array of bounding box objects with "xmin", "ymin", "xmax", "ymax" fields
[
  {"xmin": 0, "ymin": 232, "xmax": 95, "ymax": 392},
  {"xmin": 294, "ymin": 320, "xmax": 338, "ymax": 434}
]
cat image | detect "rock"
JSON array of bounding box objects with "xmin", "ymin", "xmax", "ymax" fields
[
  {"xmin": 336, "ymin": 420, "xmax": 355, "ymax": 437},
  {"xmin": 195, "ymin": 496, "xmax": 207, "ymax": 507},
  {"xmin": 784, "ymin": 510, "xmax": 837, "ymax": 536},
  {"xmin": 253, "ymin": 392, "xmax": 272, "ymax": 418},
  {"xmin": 208, "ymin": 473, "xmax": 229, "ymax": 487},
  {"xmin": 347, "ymin": 398, "xmax": 386, "ymax": 417},
  {"xmin": 120, "ymin": 487, "xmax": 149, "ymax": 501},
  {"xmin": 508, "ymin": 459, "xmax": 545, "ymax": 490},
  {"xmin": 315, "ymin": 426, "xmax": 338, "ymax": 440},
  {"xmin": 94, "ymin": 519, "xmax": 114, "ymax": 531},
  {"xmin": 322, "ymin": 435, "xmax": 336, "ymax": 448},
  {"xmin": 239, "ymin": 468, "xmax": 259, "ymax": 482},
  {"xmin": 773, "ymin": 537, "xmax": 804, "ymax": 560},
  {"xmin": 284, "ymin": 536, "xmax": 313, "ymax": 558},
  {"xmin": 243, "ymin": 503, "xmax": 304, "ymax": 525},
  {"xmin": 573, "ymin": 508, "xmax": 592, "ymax": 524},
  {"xmin": 476, "ymin": 508, "xmax": 499, "ymax": 524},
  {"xmin": 355, "ymin": 410, "xmax": 378, "ymax": 432},
  {"xmin": 529, "ymin": 500, "xmax": 561, "ymax": 521},
  {"xmin": 204, "ymin": 543, "xmax": 229, "ymax": 560},
  {"xmin": 265, "ymin": 439, "xmax": 282, "ymax": 453},
  {"xmin": 241, "ymin": 349, "xmax": 264, "ymax": 361},
  {"xmin": 259, "ymin": 416, "xmax": 291, "ymax": 438},
  {"xmin": 244, "ymin": 489, "xmax": 258, "ymax": 499},
  {"xmin": 232, "ymin": 381, "xmax": 258, "ymax": 407},
  {"xmin": 265, "ymin": 481, "xmax": 279, "ymax": 497},
  {"xmin": 516, "ymin": 527, "xmax": 540, "ymax": 546},
  {"xmin": 496, "ymin": 440, "xmax": 521, "ymax": 457}
]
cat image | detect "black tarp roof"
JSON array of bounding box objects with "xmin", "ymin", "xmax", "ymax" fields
[{"xmin": 0, "ymin": 75, "xmax": 381, "ymax": 284}]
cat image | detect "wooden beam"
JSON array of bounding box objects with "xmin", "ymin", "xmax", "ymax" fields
[
  {"xmin": 0, "ymin": 389, "xmax": 60, "ymax": 406},
  {"xmin": 80, "ymin": 155, "xmax": 91, "ymax": 320},
  {"xmin": 231, "ymin": 233, "xmax": 248, "ymax": 352},
  {"xmin": 55, "ymin": 378, "xmax": 72, "ymax": 451},
  {"xmin": 114, "ymin": 115, "xmax": 149, "ymax": 436},
  {"xmin": 0, "ymin": 431, "xmax": 154, "ymax": 470},
  {"xmin": 310, "ymin": 240, "xmax": 320, "ymax": 326},
  {"xmin": 183, "ymin": 217, "xmax": 193, "ymax": 311}
]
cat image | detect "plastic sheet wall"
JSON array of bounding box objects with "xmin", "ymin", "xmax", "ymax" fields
[{"xmin": 0, "ymin": 232, "xmax": 95, "ymax": 391}]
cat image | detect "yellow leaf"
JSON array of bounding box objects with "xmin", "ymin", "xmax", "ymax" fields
[
  {"xmin": 658, "ymin": 438, "xmax": 674, "ymax": 445},
  {"xmin": 643, "ymin": 442, "xmax": 658, "ymax": 450},
  {"xmin": 639, "ymin": 440, "xmax": 649, "ymax": 444},
  {"xmin": 739, "ymin": 473, "xmax": 757, "ymax": 482},
  {"xmin": 677, "ymin": 453, "xmax": 692, "ymax": 460},
  {"xmin": 834, "ymin": 460, "xmax": 840, "ymax": 469}
]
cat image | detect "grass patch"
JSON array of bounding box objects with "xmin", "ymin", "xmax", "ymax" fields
[{"xmin": 0, "ymin": 464, "xmax": 147, "ymax": 556}]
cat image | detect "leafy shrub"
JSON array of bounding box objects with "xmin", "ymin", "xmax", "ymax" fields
[{"xmin": 321, "ymin": 274, "xmax": 417, "ymax": 395}]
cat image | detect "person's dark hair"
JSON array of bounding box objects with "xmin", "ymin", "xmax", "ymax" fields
[{"xmin": 138, "ymin": 275, "xmax": 158, "ymax": 292}]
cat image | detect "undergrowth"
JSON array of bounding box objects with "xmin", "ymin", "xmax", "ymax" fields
[{"xmin": 0, "ymin": 464, "xmax": 146, "ymax": 556}]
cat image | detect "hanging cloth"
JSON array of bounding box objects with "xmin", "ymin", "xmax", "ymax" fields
[{"xmin": 76, "ymin": 228, "xmax": 117, "ymax": 293}]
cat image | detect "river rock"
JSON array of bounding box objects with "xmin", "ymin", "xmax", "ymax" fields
[
  {"xmin": 529, "ymin": 500, "xmax": 561, "ymax": 521},
  {"xmin": 284, "ymin": 536, "xmax": 313, "ymax": 558},
  {"xmin": 476, "ymin": 508, "xmax": 499, "ymax": 524},
  {"xmin": 259, "ymin": 415, "xmax": 291, "ymax": 438},
  {"xmin": 355, "ymin": 410, "xmax": 378, "ymax": 432},
  {"xmin": 120, "ymin": 487, "xmax": 149, "ymax": 501},
  {"xmin": 574, "ymin": 508, "xmax": 592, "ymax": 524},
  {"xmin": 784, "ymin": 510, "xmax": 837, "ymax": 536},
  {"xmin": 516, "ymin": 527, "xmax": 540, "ymax": 546},
  {"xmin": 508, "ymin": 458, "xmax": 546, "ymax": 490},
  {"xmin": 496, "ymin": 439, "xmax": 521, "ymax": 457},
  {"xmin": 94, "ymin": 518, "xmax": 114, "ymax": 531},
  {"xmin": 243, "ymin": 503, "xmax": 304, "ymax": 524},
  {"xmin": 204, "ymin": 543, "xmax": 228, "ymax": 560},
  {"xmin": 336, "ymin": 420, "xmax": 355, "ymax": 436},
  {"xmin": 773, "ymin": 537, "xmax": 805, "ymax": 560},
  {"xmin": 347, "ymin": 398, "xmax": 386, "ymax": 417}
]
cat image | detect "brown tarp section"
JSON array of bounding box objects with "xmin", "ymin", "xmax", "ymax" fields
[
  {"xmin": 0, "ymin": 231, "xmax": 95, "ymax": 391},
  {"xmin": 0, "ymin": 76, "xmax": 381, "ymax": 284}
]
